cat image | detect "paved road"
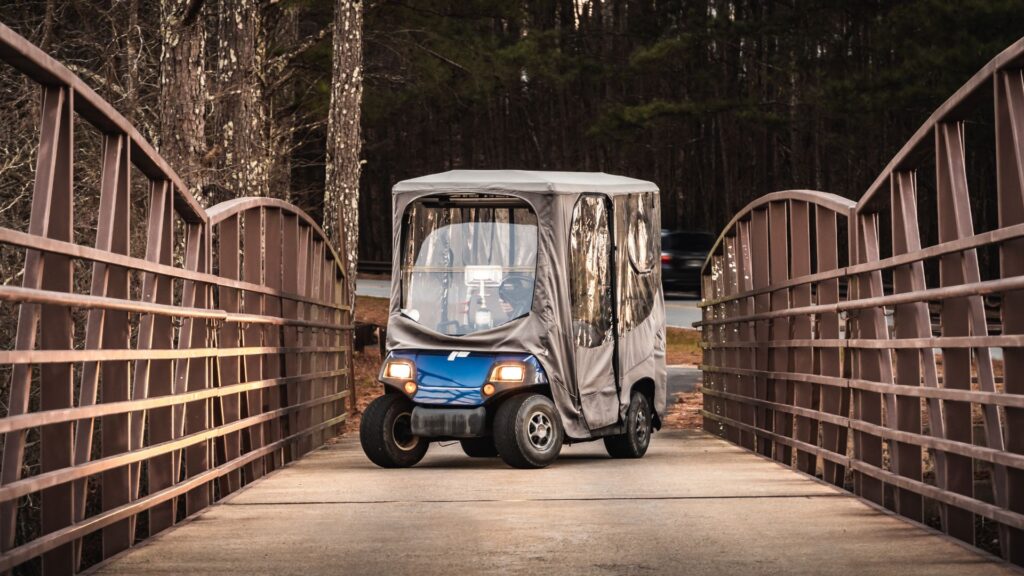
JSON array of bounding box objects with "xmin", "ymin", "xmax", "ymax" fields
[
  {"xmin": 667, "ymin": 365, "xmax": 701, "ymax": 394},
  {"xmin": 358, "ymin": 279, "xmax": 703, "ymax": 329},
  {"xmin": 664, "ymin": 292, "xmax": 702, "ymax": 328},
  {"xmin": 356, "ymin": 278, "xmax": 391, "ymax": 299},
  {"xmin": 96, "ymin": 432, "xmax": 1013, "ymax": 576}
]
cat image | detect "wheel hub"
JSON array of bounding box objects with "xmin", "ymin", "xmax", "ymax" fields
[
  {"xmin": 527, "ymin": 411, "xmax": 554, "ymax": 450},
  {"xmin": 636, "ymin": 407, "xmax": 648, "ymax": 444},
  {"xmin": 392, "ymin": 411, "xmax": 419, "ymax": 451}
]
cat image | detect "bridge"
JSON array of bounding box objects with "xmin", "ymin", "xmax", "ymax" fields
[{"xmin": 0, "ymin": 21, "xmax": 1021, "ymax": 575}]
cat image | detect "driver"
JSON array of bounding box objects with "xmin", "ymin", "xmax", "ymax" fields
[{"xmin": 498, "ymin": 276, "xmax": 533, "ymax": 319}]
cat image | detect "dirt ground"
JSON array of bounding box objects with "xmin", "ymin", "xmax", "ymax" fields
[{"xmin": 349, "ymin": 296, "xmax": 705, "ymax": 432}]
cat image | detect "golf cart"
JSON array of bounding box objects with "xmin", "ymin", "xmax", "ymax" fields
[{"xmin": 360, "ymin": 170, "xmax": 667, "ymax": 468}]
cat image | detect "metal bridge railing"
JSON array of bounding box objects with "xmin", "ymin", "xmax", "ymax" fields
[
  {"xmin": 699, "ymin": 38, "xmax": 1024, "ymax": 566},
  {"xmin": 0, "ymin": 23, "xmax": 354, "ymax": 573}
]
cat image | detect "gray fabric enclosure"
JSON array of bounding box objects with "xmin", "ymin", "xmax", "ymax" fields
[{"xmin": 387, "ymin": 170, "xmax": 667, "ymax": 439}]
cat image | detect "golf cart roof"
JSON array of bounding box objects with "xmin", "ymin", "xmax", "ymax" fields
[{"xmin": 393, "ymin": 170, "xmax": 659, "ymax": 196}]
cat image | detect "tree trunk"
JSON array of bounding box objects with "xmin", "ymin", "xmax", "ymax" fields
[
  {"xmin": 324, "ymin": 0, "xmax": 363, "ymax": 304},
  {"xmin": 267, "ymin": 3, "xmax": 299, "ymax": 201},
  {"xmin": 212, "ymin": 0, "xmax": 270, "ymax": 203},
  {"xmin": 158, "ymin": 0, "xmax": 206, "ymax": 197}
]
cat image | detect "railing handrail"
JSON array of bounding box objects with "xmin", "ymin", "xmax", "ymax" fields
[
  {"xmin": 857, "ymin": 36, "xmax": 1024, "ymax": 212},
  {"xmin": 0, "ymin": 23, "xmax": 204, "ymax": 223},
  {"xmin": 700, "ymin": 190, "xmax": 855, "ymax": 278}
]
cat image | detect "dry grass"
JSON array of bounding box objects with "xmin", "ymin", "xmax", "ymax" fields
[
  {"xmin": 662, "ymin": 392, "xmax": 704, "ymax": 430},
  {"xmin": 355, "ymin": 295, "xmax": 390, "ymax": 326},
  {"xmin": 666, "ymin": 327, "xmax": 703, "ymax": 366}
]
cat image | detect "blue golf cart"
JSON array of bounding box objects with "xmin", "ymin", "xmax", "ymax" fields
[{"xmin": 360, "ymin": 170, "xmax": 668, "ymax": 468}]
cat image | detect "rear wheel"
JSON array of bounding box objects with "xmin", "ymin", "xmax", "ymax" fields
[
  {"xmin": 494, "ymin": 393, "xmax": 563, "ymax": 469},
  {"xmin": 360, "ymin": 394, "xmax": 428, "ymax": 468},
  {"xmin": 460, "ymin": 437, "xmax": 498, "ymax": 458},
  {"xmin": 604, "ymin": 390, "xmax": 652, "ymax": 458}
]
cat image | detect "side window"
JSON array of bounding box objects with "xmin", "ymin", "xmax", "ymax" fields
[
  {"xmin": 619, "ymin": 193, "xmax": 659, "ymax": 332},
  {"xmin": 570, "ymin": 195, "xmax": 612, "ymax": 348},
  {"xmin": 627, "ymin": 196, "xmax": 655, "ymax": 273}
]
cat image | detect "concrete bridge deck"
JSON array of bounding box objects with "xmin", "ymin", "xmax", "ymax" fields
[{"xmin": 92, "ymin": 431, "xmax": 1016, "ymax": 576}]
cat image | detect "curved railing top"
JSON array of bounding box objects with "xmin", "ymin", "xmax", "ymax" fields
[
  {"xmin": 701, "ymin": 189, "xmax": 855, "ymax": 277},
  {"xmin": 858, "ymin": 35, "xmax": 1024, "ymax": 211},
  {"xmin": 0, "ymin": 22, "xmax": 205, "ymax": 223},
  {"xmin": 207, "ymin": 197, "xmax": 347, "ymax": 279}
]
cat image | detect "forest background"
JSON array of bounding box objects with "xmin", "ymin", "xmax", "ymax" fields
[{"xmin": 1, "ymin": 0, "xmax": 1023, "ymax": 275}]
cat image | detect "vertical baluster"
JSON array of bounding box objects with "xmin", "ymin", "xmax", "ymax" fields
[
  {"xmin": 242, "ymin": 208, "xmax": 266, "ymax": 479},
  {"xmin": 281, "ymin": 213, "xmax": 301, "ymax": 461},
  {"xmin": 264, "ymin": 209, "xmax": 284, "ymax": 467},
  {"xmin": 852, "ymin": 211, "xmax": 888, "ymax": 506},
  {"xmin": 0, "ymin": 92, "xmax": 72, "ymax": 557},
  {"xmin": 100, "ymin": 131, "xmax": 132, "ymax": 558},
  {"xmin": 735, "ymin": 220, "xmax": 756, "ymax": 451},
  {"xmin": 215, "ymin": 213, "xmax": 242, "ymax": 494},
  {"xmin": 37, "ymin": 85, "xmax": 74, "ymax": 574},
  {"xmin": 815, "ymin": 206, "xmax": 844, "ymax": 485},
  {"xmin": 768, "ymin": 201, "xmax": 792, "ymax": 464},
  {"xmin": 750, "ymin": 208, "xmax": 771, "ymax": 456},
  {"xmin": 790, "ymin": 201, "xmax": 815, "ymax": 474},
  {"xmin": 723, "ymin": 234, "xmax": 740, "ymax": 444},
  {"xmin": 179, "ymin": 223, "xmax": 210, "ymax": 515},
  {"xmin": 700, "ymin": 265, "xmax": 715, "ymax": 434},
  {"xmin": 889, "ymin": 171, "xmax": 930, "ymax": 522},
  {"xmin": 128, "ymin": 179, "xmax": 174, "ymax": 531},
  {"xmin": 297, "ymin": 225, "xmax": 312, "ymax": 454},
  {"xmin": 995, "ymin": 66, "xmax": 1024, "ymax": 565},
  {"xmin": 936, "ymin": 121, "xmax": 978, "ymax": 544},
  {"xmin": 144, "ymin": 182, "xmax": 177, "ymax": 536}
]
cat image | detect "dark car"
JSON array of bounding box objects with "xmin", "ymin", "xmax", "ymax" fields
[{"xmin": 661, "ymin": 230, "xmax": 714, "ymax": 293}]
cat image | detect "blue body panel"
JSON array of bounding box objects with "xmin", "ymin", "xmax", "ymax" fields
[{"xmin": 388, "ymin": 350, "xmax": 546, "ymax": 407}]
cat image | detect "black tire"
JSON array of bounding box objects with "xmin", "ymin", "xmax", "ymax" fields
[
  {"xmin": 604, "ymin": 390, "xmax": 653, "ymax": 459},
  {"xmin": 460, "ymin": 437, "xmax": 499, "ymax": 458},
  {"xmin": 494, "ymin": 393, "xmax": 563, "ymax": 469},
  {"xmin": 360, "ymin": 393, "xmax": 428, "ymax": 468}
]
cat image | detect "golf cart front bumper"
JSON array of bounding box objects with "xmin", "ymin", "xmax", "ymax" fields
[{"xmin": 411, "ymin": 406, "xmax": 487, "ymax": 438}]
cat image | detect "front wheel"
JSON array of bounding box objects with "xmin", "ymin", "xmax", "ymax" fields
[
  {"xmin": 494, "ymin": 393, "xmax": 563, "ymax": 469},
  {"xmin": 604, "ymin": 390, "xmax": 652, "ymax": 458},
  {"xmin": 360, "ymin": 394, "xmax": 428, "ymax": 468}
]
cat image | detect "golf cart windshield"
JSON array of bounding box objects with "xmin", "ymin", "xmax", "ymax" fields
[{"xmin": 401, "ymin": 195, "xmax": 538, "ymax": 336}]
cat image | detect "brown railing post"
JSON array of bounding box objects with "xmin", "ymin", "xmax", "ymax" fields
[
  {"xmin": 39, "ymin": 84, "xmax": 74, "ymax": 574},
  {"xmin": 814, "ymin": 205, "xmax": 844, "ymax": 487},
  {"xmin": 734, "ymin": 220, "xmax": 757, "ymax": 452},
  {"xmin": 768, "ymin": 201, "xmax": 792, "ymax": 465},
  {"xmin": 789, "ymin": 201, "xmax": 816, "ymax": 476},
  {"xmin": 995, "ymin": 65, "xmax": 1024, "ymax": 566},
  {"xmin": 850, "ymin": 210, "xmax": 888, "ymax": 507},
  {"xmin": 889, "ymin": 170, "xmax": 927, "ymax": 523},
  {"xmin": 935, "ymin": 121, "xmax": 979, "ymax": 544},
  {"xmin": 750, "ymin": 207, "xmax": 771, "ymax": 457}
]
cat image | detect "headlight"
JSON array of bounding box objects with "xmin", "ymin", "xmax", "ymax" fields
[
  {"xmin": 383, "ymin": 360, "xmax": 414, "ymax": 380},
  {"xmin": 489, "ymin": 363, "xmax": 525, "ymax": 383}
]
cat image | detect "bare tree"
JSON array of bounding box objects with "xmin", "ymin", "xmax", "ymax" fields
[
  {"xmin": 324, "ymin": 0, "xmax": 363, "ymax": 303},
  {"xmin": 158, "ymin": 0, "xmax": 206, "ymax": 196},
  {"xmin": 211, "ymin": 0, "xmax": 270, "ymax": 202}
]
